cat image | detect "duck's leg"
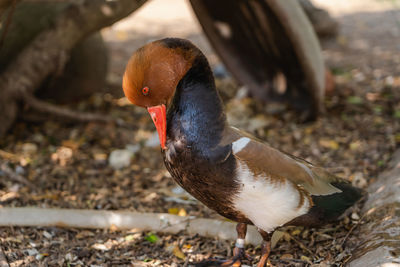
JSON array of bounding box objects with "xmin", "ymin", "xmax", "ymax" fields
[
  {"xmin": 220, "ymin": 223, "xmax": 250, "ymax": 266},
  {"xmin": 194, "ymin": 223, "xmax": 250, "ymax": 267},
  {"xmin": 256, "ymin": 229, "xmax": 272, "ymax": 267}
]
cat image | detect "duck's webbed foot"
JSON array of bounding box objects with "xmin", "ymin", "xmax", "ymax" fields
[
  {"xmin": 193, "ymin": 223, "xmax": 251, "ymax": 267},
  {"xmin": 220, "ymin": 244, "xmax": 252, "ymax": 266}
]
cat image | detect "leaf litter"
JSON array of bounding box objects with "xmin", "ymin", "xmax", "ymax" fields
[{"xmin": 1, "ymin": 2, "xmax": 400, "ymax": 266}]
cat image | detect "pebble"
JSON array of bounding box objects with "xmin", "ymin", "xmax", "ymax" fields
[
  {"xmin": 9, "ymin": 184, "xmax": 20, "ymax": 192},
  {"xmin": 352, "ymin": 172, "xmax": 367, "ymax": 188},
  {"xmin": 92, "ymin": 243, "xmax": 109, "ymax": 251},
  {"xmin": 15, "ymin": 165, "xmax": 25, "ymax": 175},
  {"xmin": 108, "ymin": 149, "xmax": 133, "ymax": 169},
  {"xmin": 351, "ymin": 212, "xmax": 360, "ymax": 221},
  {"xmin": 171, "ymin": 186, "xmax": 185, "ymax": 195},
  {"xmin": 25, "ymin": 248, "xmax": 38, "ymax": 256},
  {"xmin": 21, "ymin": 143, "xmax": 38, "ymax": 155},
  {"xmin": 65, "ymin": 252, "xmax": 77, "ymax": 261},
  {"xmin": 51, "ymin": 147, "xmax": 73, "ymax": 166},
  {"xmin": 43, "ymin": 231, "xmax": 52, "ymax": 239},
  {"xmin": 32, "ymin": 133, "xmax": 45, "ymax": 143}
]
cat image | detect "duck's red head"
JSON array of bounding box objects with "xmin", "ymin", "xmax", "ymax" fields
[{"xmin": 122, "ymin": 38, "xmax": 197, "ymax": 149}]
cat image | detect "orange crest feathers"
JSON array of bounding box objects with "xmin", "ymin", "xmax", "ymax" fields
[{"xmin": 122, "ymin": 40, "xmax": 196, "ymax": 108}]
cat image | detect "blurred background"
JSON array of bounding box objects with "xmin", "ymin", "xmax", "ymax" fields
[{"xmin": 0, "ymin": 0, "xmax": 399, "ymax": 266}]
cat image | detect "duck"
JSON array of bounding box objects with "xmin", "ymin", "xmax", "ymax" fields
[{"xmin": 122, "ymin": 38, "xmax": 363, "ymax": 267}]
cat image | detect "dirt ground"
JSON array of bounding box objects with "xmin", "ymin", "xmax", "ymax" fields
[{"xmin": 1, "ymin": 0, "xmax": 400, "ymax": 266}]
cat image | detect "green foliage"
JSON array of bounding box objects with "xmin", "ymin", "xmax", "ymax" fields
[
  {"xmin": 347, "ymin": 96, "xmax": 364, "ymax": 105},
  {"xmin": 144, "ymin": 233, "xmax": 159, "ymax": 243}
]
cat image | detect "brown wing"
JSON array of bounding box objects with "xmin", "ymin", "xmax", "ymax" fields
[{"xmin": 221, "ymin": 126, "xmax": 343, "ymax": 196}]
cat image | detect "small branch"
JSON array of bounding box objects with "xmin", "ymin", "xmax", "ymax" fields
[
  {"xmin": 340, "ymin": 212, "xmax": 366, "ymax": 247},
  {"xmin": 0, "ymin": 0, "xmax": 17, "ymax": 50},
  {"xmin": 0, "ymin": 207, "xmax": 263, "ymax": 246},
  {"xmin": 22, "ymin": 93, "xmax": 129, "ymax": 128},
  {"xmin": 0, "ymin": 245, "xmax": 9, "ymax": 267},
  {"xmin": 0, "ymin": 149, "xmax": 20, "ymax": 162},
  {"xmin": 0, "ymin": 163, "xmax": 37, "ymax": 190},
  {"xmin": 288, "ymin": 234, "xmax": 315, "ymax": 256}
]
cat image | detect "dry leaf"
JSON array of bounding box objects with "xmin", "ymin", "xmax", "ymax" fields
[
  {"xmin": 182, "ymin": 244, "xmax": 192, "ymax": 250},
  {"xmin": 61, "ymin": 139, "xmax": 80, "ymax": 150},
  {"xmin": 178, "ymin": 208, "xmax": 187, "ymax": 217},
  {"xmin": 173, "ymin": 246, "xmax": 186, "ymax": 260},
  {"xmin": 280, "ymin": 254, "xmax": 293, "ymax": 259},
  {"xmin": 319, "ymin": 139, "xmax": 339, "ymax": 150},
  {"xmin": 168, "ymin": 207, "xmax": 179, "ymax": 215},
  {"xmin": 291, "ymin": 229, "xmax": 301, "ymax": 236},
  {"xmin": 271, "ymin": 230, "xmax": 285, "ymax": 249},
  {"xmin": 301, "ymin": 255, "xmax": 311, "ymax": 263},
  {"xmin": 109, "ymin": 224, "xmax": 118, "ymax": 232},
  {"xmin": 76, "ymin": 231, "xmax": 95, "ymax": 239}
]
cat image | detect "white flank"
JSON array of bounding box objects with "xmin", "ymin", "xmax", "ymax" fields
[
  {"xmin": 233, "ymin": 161, "xmax": 310, "ymax": 233},
  {"xmin": 232, "ymin": 137, "xmax": 251, "ymax": 154}
]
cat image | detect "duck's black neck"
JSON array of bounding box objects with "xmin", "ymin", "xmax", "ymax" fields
[{"xmin": 167, "ymin": 53, "xmax": 226, "ymax": 151}]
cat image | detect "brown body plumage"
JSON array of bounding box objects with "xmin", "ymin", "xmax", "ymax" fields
[{"xmin": 122, "ymin": 38, "xmax": 363, "ymax": 266}]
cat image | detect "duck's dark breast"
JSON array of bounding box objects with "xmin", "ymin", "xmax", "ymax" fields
[
  {"xmin": 163, "ymin": 149, "xmax": 251, "ymax": 223},
  {"xmin": 160, "ymin": 41, "xmax": 251, "ymax": 223}
]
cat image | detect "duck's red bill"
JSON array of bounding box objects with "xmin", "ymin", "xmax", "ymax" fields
[{"xmin": 147, "ymin": 104, "xmax": 167, "ymax": 150}]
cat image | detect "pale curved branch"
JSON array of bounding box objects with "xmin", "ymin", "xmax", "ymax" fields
[{"xmin": 0, "ymin": 207, "xmax": 263, "ymax": 246}]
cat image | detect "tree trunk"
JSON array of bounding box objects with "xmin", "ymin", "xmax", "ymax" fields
[
  {"xmin": 190, "ymin": 0, "xmax": 325, "ymax": 120},
  {"xmin": 298, "ymin": 0, "xmax": 338, "ymax": 38},
  {"xmin": 0, "ymin": 0, "xmax": 147, "ymax": 137}
]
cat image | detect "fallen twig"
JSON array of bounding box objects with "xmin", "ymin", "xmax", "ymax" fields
[
  {"xmin": 0, "ymin": 163, "xmax": 37, "ymax": 189},
  {"xmin": 0, "ymin": 149, "xmax": 20, "ymax": 162},
  {"xmin": 22, "ymin": 93, "xmax": 129, "ymax": 128},
  {"xmin": 0, "ymin": 245, "xmax": 9, "ymax": 267},
  {"xmin": 0, "ymin": 207, "xmax": 263, "ymax": 246},
  {"xmin": 288, "ymin": 234, "xmax": 315, "ymax": 256},
  {"xmin": 340, "ymin": 212, "xmax": 366, "ymax": 247}
]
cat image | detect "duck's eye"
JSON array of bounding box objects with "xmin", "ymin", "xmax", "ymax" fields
[{"xmin": 142, "ymin": 87, "xmax": 150, "ymax": 96}]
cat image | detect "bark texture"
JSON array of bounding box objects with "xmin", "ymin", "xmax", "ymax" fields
[
  {"xmin": 298, "ymin": 0, "xmax": 338, "ymax": 38},
  {"xmin": 0, "ymin": 0, "xmax": 147, "ymax": 137},
  {"xmin": 348, "ymin": 149, "xmax": 400, "ymax": 267}
]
